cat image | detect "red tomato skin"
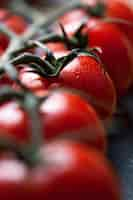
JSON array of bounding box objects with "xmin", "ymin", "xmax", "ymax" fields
[
  {"xmin": 0, "ymin": 102, "xmax": 30, "ymax": 142},
  {"xmin": 0, "ymin": 141, "xmax": 121, "ymax": 200},
  {"xmin": 0, "ymin": 157, "xmax": 27, "ymax": 200},
  {"xmin": 85, "ymin": 18, "xmax": 133, "ymax": 95},
  {"xmin": 82, "ymin": 0, "xmax": 133, "ymax": 46},
  {"xmin": 105, "ymin": 0, "xmax": 133, "ymax": 47},
  {"xmin": 0, "ymin": 89, "xmax": 106, "ymax": 152},
  {"xmin": 58, "ymin": 54, "xmax": 116, "ymax": 119},
  {"xmin": 40, "ymin": 89, "xmax": 106, "ymax": 152}
]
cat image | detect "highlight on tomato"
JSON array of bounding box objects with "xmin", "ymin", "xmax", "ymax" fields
[
  {"xmin": 0, "ymin": 87, "xmax": 107, "ymax": 152},
  {"xmin": 0, "ymin": 140, "xmax": 121, "ymax": 200}
]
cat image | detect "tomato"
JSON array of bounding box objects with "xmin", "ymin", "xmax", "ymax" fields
[
  {"xmin": 27, "ymin": 49, "xmax": 116, "ymax": 120},
  {"xmin": 52, "ymin": 52, "xmax": 116, "ymax": 120},
  {"xmin": 84, "ymin": 18, "xmax": 133, "ymax": 95},
  {"xmin": 105, "ymin": 0, "xmax": 133, "ymax": 47},
  {"xmin": 40, "ymin": 89, "xmax": 106, "ymax": 152},
  {"xmin": 0, "ymin": 141, "xmax": 120, "ymax": 200},
  {"xmin": 56, "ymin": 17, "xmax": 133, "ymax": 96},
  {"xmin": 0, "ymin": 89, "xmax": 106, "ymax": 152},
  {"xmin": 82, "ymin": 0, "xmax": 133, "ymax": 46},
  {"xmin": 0, "ymin": 101, "xmax": 30, "ymax": 142}
]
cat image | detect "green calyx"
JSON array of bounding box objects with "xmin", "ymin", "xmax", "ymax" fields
[
  {"xmin": 59, "ymin": 22, "xmax": 88, "ymax": 50},
  {"xmin": 12, "ymin": 45, "xmax": 101, "ymax": 78}
]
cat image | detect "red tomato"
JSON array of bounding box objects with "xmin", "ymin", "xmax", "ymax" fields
[
  {"xmin": 0, "ymin": 101, "xmax": 29, "ymax": 142},
  {"xmin": 54, "ymin": 52, "xmax": 116, "ymax": 120},
  {"xmin": 84, "ymin": 18, "xmax": 133, "ymax": 95},
  {"xmin": 40, "ymin": 89, "xmax": 106, "ymax": 152},
  {"xmin": 105, "ymin": 0, "xmax": 133, "ymax": 47},
  {"xmin": 82, "ymin": 0, "xmax": 133, "ymax": 46},
  {"xmin": 0, "ymin": 89, "xmax": 106, "ymax": 152},
  {"xmin": 0, "ymin": 141, "xmax": 121, "ymax": 200}
]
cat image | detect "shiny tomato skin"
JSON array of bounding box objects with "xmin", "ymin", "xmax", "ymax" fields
[
  {"xmin": 40, "ymin": 89, "xmax": 106, "ymax": 152},
  {"xmin": 105, "ymin": 0, "xmax": 133, "ymax": 47},
  {"xmin": 85, "ymin": 18, "xmax": 133, "ymax": 95},
  {"xmin": 82, "ymin": 0, "xmax": 133, "ymax": 46},
  {"xmin": 0, "ymin": 101, "xmax": 30, "ymax": 143},
  {"xmin": 0, "ymin": 89, "xmax": 106, "ymax": 152},
  {"xmin": 0, "ymin": 141, "xmax": 120, "ymax": 200},
  {"xmin": 57, "ymin": 54, "xmax": 116, "ymax": 120}
]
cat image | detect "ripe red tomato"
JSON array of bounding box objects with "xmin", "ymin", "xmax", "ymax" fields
[
  {"xmin": 56, "ymin": 17, "xmax": 133, "ymax": 96},
  {"xmin": 54, "ymin": 52, "xmax": 116, "ymax": 120},
  {"xmin": 84, "ymin": 18, "xmax": 133, "ymax": 95},
  {"xmin": 82, "ymin": 0, "xmax": 133, "ymax": 46},
  {"xmin": 0, "ymin": 89, "xmax": 106, "ymax": 152},
  {"xmin": 40, "ymin": 89, "xmax": 106, "ymax": 152},
  {"xmin": 105, "ymin": 0, "xmax": 133, "ymax": 47},
  {"xmin": 0, "ymin": 101, "xmax": 29, "ymax": 142},
  {"xmin": 0, "ymin": 140, "xmax": 121, "ymax": 200}
]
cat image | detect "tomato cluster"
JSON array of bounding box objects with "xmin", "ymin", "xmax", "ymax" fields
[{"xmin": 0, "ymin": 0, "xmax": 133, "ymax": 199}]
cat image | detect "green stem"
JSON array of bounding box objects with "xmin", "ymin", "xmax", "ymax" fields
[{"xmin": 11, "ymin": 33, "xmax": 63, "ymax": 57}]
